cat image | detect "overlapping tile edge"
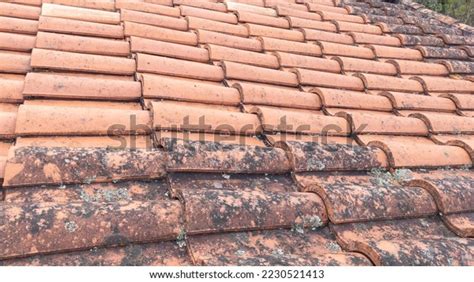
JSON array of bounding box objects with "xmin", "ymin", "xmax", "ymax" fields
[{"xmin": 0, "ymin": 0, "xmax": 473, "ymax": 266}]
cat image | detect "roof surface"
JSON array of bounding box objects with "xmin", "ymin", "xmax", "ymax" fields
[{"xmin": 0, "ymin": 0, "xmax": 473, "ymax": 266}]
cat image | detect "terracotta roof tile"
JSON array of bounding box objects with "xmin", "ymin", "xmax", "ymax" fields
[
  {"xmin": 187, "ymin": 16, "xmax": 248, "ymax": 37},
  {"xmin": 251, "ymin": 106, "xmax": 349, "ymax": 135},
  {"xmin": 416, "ymin": 46, "xmax": 469, "ymax": 60},
  {"xmin": 259, "ymin": 36, "xmax": 321, "ymax": 55},
  {"xmin": 288, "ymin": 15, "xmax": 336, "ymax": 32},
  {"xmin": 0, "ymin": 75, "xmax": 24, "ymax": 103},
  {"xmin": 276, "ymin": 51, "xmax": 340, "ymax": 72},
  {"xmin": 443, "ymin": 213, "xmax": 474, "ymax": 237},
  {"xmin": 156, "ymin": 132, "xmax": 265, "ymax": 147},
  {"xmin": 0, "ymin": 111, "xmax": 17, "ymax": 139},
  {"xmin": 410, "ymin": 112, "xmax": 474, "ymax": 135},
  {"xmin": 295, "ymin": 68, "xmax": 365, "ymax": 90},
  {"xmin": 180, "ymin": 189, "xmax": 327, "ymax": 234},
  {"xmin": 222, "ymin": 60, "xmax": 298, "ymax": 86},
  {"xmin": 124, "ymin": 21, "xmax": 195, "ymax": 44},
  {"xmin": 275, "ymin": 5, "xmax": 322, "ymax": 20},
  {"xmin": 225, "ymin": 1, "xmax": 275, "ymax": 16},
  {"xmin": 42, "ymin": 3, "xmax": 120, "ymax": 24},
  {"xmin": 334, "ymin": 20, "xmax": 382, "ymax": 34},
  {"xmin": 318, "ymin": 11, "xmax": 365, "ymax": 23},
  {"xmin": 234, "ymin": 81, "xmax": 322, "ymax": 109},
  {"xmin": 278, "ymin": 141, "xmax": 388, "ymax": 172},
  {"xmin": 197, "ymin": 29, "xmax": 262, "ymax": 51},
  {"xmin": 161, "ymin": 138, "xmax": 290, "ymax": 173},
  {"xmin": 22, "ymin": 73, "xmax": 141, "ymax": 101},
  {"xmin": 137, "ymin": 53, "xmax": 223, "ymax": 81},
  {"xmin": 301, "ymin": 27, "xmax": 354, "ymax": 44},
  {"xmin": 246, "ymin": 23, "xmax": 304, "ymax": 41},
  {"xmin": 15, "ymin": 104, "xmax": 151, "ymax": 136},
  {"xmin": 3, "ymin": 146, "xmax": 165, "ymax": 187},
  {"xmin": 131, "ymin": 36, "xmax": 208, "ymax": 62},
  {"xmin": 307, "ymin": 3, "xmax": 347, "ymax": 14},
  {"xmin": 187, "ymin": 229, "xmax": 371, "ymax": 265},
  {"xmin": 45, "ymin": 0, "xmax": 116, "ymax": 11},
  {"xmin": 312, "ymin": 87, "xmax": 393, "ymax": 111},
  {"xmin": 31, "ymin": 49, "xmax": 136, "ymax": 75},
  {"xmin": 350, "ymin": 31, "xmax": 401, "ymax": 46},
  {"xmin": 141, "ymin": 73, "xmax": 240, "ymax": 105},
  {"xmin": 440, "ymin": 93, "xmax": 474, "ymax": 110},
  {"xmin": 0, "ymin": 51, "xmax": 31, "ymax": 74},
  {"xmin": 151, "ymin": 101, "xmax": 260, "ymax": 135},
  {"xmin": 356, "ymin": 73, "xmax": 424, "ymax": 92},
  {"xmin": 237, "ymin": 10, "xmax": 290, "ymax": 28},
  {"xmin": 180, "ymin": 5, "xmax": 236, "ymax": 23},
  {"xmin": 318, "ymin": 41, "xmax": 375, "ymax": 59},
  {"xmin": 387, "ymin": 59, "xmax": 449, "ymax": 76},
  {"xmin": 380, "ymin": 91, "xmax": 457, "ymax": 112},
  {"xmin": 0, "ymin": 2, "xmax": 41, "ymax": 20},
  {"xmin": 367, "ymin": 44, "xmax": 422, "ymax": 60},
  {"xmin": 175, "ymin": 0, "xmax": 226, "ymax": 12},
  {"xmin": 306, "ymin": 174, "xmax": 437, "ymax": 223},
  {"xmin": 441, "ymin": 60, "xmax": 474, "ymax": 75},
  {"xmin": 358, "ymin": 135, "xmax": 472, "ymax": 168},
  {"xmin": 412, "ymin": 76, "xmax": 474, "ymax": 93},
  {"xmin": 0, "ymin": 31, "xmax": 35, "ymax": 52},
  {"xmin": 333, "ymin": 56, "xmax": 397, "ymax": 75},
  {"xmin": 121, "ymin": 9, "xmax": 187, "ymax": 31},
  {"xmin": 39, "ymin": 16, "xmax": 123, "ymax": 38},
  {"xmin": 0, "ymin": 241, "xmax": 191, "ymax": 266},
  {"xmin": 337, "ymin": 110, "xmax": 429, "ymax": 136},
  {"xmin": 116, "ymin": 0, "xmax": 180, "ymax": 17},
  {"xmin": 15, "ymin": 135, "xmax": 152, "ymax": 149},
  {"xmin": 0, "ymin": 199, "xmax": 182, "ymax": 260},
  {"xmin": 207, "ymin": 44, "xmax": 279, "ymax": 68}
]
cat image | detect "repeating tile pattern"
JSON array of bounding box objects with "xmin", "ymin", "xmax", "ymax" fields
[{"xmin": 0, "ymin": 0, "xmax": 473, "ymax": 266}]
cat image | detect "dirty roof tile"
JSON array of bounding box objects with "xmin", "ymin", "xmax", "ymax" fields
[
  {"xmin": 416, "ymin": 46, "xmax": 469, "ymax": 60},
  {"xmin": 124, "ymin": 21, "xmax": 196, "ymax": 44},
  {"xmin": 358, "ymin": 135, "xmax": 472, "ymax": 168},
  {"xmin": 443, "ymin": 213, "xmax": 474, "ymax": 237},
  {"xmin": 234, "ymin": 81, "xmax": 322, "ymax": 109},
  {"xmin": 440, "ymin": 93, "xmax": 474, "ymax": 110},
  {"xmin": 187, "ymin": 228, "xmax": 371, "ymax": 266},
  {"xmin": 140, "ymin": 73, "xmax": 240, "ymax": 105},
  {"xmin": 407, "ymin": 170, "xmax": 473, "ymax": 215},
  {"xmin": 295, "ymin": 68, "xmax": 365, "ymax": 90},
  {"xmin": 277, "ymin": 141, "xmax": 387, "ymax": 172},
  {"xmin": 160, "ymin": 138, "xmax": 291, "ymax": 173},
  {"xmin": 207, "ymin": 44, "xmax": 279, "ymax": 69},
  {"xmin": 180, "ymin": 189, "xmax": 327, "ymax": 234},
  {"xmin": 137, "ymin": 53, "xmax": 223, "ymax": 81},
  {"xmin": 350, "ymin": 32, "xmax": 401, "ymax": 46},
  {"xmin": 307, "ymin": 174, "xmax": 437, "ymax": 223},
  {"xmin": 319, "ymin": 11, "xmax": 365, "ymax": 23},
  {"xmin": 441, "ymin": 60, "xmax": 474, "ymax": 75},
  {"xmin": 222, "ymin": 61, "xmax": 298, "ymax": 86},
  {"xmin": 0, "ymin": 241, "xmax": 191, "ymax": 266},
  {"xmin": 150, "ymin": 101, "xmax": 260, "ymax": 135},
  {"xmin": 15, "ymin": 135, "xmax": 152, "ymax": 149},
  {"xmin": 0, "ymin": 199, "xmax": 182, "ymax": 260},
  {"xmin": 259, "ymin": 36, "xmax": 321, "ymax": 56},
  {"xmin": 334, "ymin": 21, "xmax": 382, "ymax": 35},
  {"xmin": 22, "ymin": 73, "xmax": 141, "ymax": 101},
  {"xmin": 31, "ymin": 49, "xmax": 136, "ymax": 75},
  {"xmin": 251, "ymin": 106, "xmax": 349, "ymax": 135},
  {"xmin": 3, "ymin": 146, "xmax": 165, "ymax": 187},
  {"xmin": 156, "ymin": 131, "xmax": 265, "ymax": 147},
  {"xmin": 15, "ymin": 104, "xmax": 151, "ymax": 136}
]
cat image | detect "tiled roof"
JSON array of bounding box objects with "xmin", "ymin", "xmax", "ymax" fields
[{"xmin": 0, "ymin": 0, "xmax": 473, "ymax": 266}]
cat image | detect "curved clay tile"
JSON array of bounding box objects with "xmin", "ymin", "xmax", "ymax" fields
[
  {"xmin": 39, "ymin": 16, "xmax": 124, "ymax": 38},
  {"xmin": 443, "ymin": 213, "xmax": 474, "ymax": 237}
]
